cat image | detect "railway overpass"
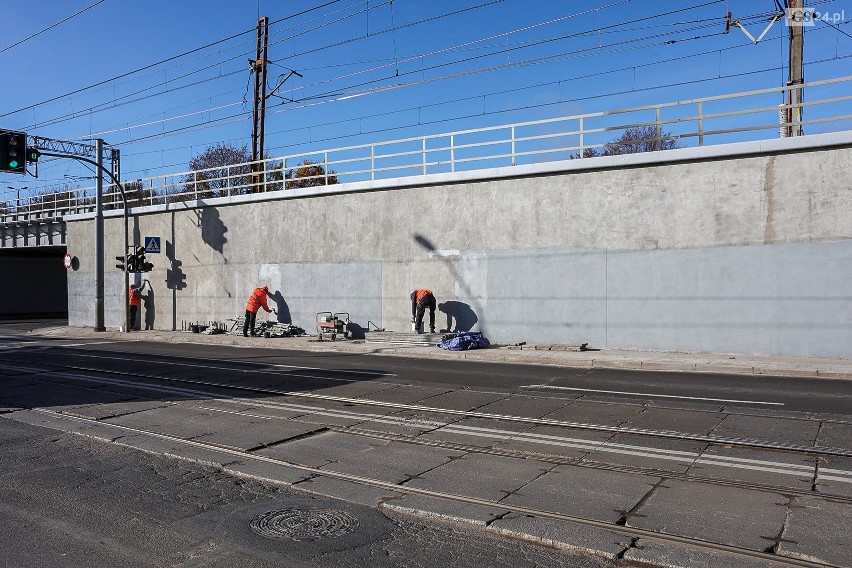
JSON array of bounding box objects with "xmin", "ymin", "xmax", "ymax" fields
[{"xmin": 2, "ymin": 79, "xmax": 851, "ymax": 357}]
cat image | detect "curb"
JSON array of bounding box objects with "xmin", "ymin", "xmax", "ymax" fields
[{"xmin": 25, "ymin": 326, "xmax": 852, "ymax": 380}]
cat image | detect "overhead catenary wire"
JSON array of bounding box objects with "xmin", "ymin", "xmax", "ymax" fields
[{"xmin": 12, "ymin": 1, "xmax": 846, "ymax": 183}]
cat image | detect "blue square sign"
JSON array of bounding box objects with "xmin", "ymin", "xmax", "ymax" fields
[{"xmin": 144, "ymin": 236, "xmax": 161, "ymax": 254}]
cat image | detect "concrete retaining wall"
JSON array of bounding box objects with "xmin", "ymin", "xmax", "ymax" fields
[{"xmin": 65, "ymin": 136, "xmax": 852, "ymax": 357}]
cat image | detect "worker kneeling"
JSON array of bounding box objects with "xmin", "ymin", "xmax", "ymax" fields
[
  {"xmin": 410, "ymin": 288, "xmax": 436, "ymax": 334},
  {"xmin": 244, "ymin": 285, "xmax": 272, "ymax": 336}
]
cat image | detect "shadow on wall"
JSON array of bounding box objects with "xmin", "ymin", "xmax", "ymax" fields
[
  {"xmin": 269, "ymin": 291, "xmax": 292, "ymax": 324},
  {"xmin": 414, "ymin": 233, "xmax": 486, "ymax": 336},
  {"xmin": 142, "ymin": 279, "xmax": 155, "ymax": 330},
  {"xmin": 438, "ymin": 301, "xmax": 478, "ymax": 332},
  {"xmin": 198, "ymin": 208, "xmax": 228, "ymax": 253}
]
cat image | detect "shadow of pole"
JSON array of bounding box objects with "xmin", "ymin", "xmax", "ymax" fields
[{"xmin": 412, "ymin": 234, "xmax": 487, "ymax": 337}]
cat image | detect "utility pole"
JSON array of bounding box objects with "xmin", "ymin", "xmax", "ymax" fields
[
  {"xmin": 787, "ymin": 0, "xmax": 805, "ymax": 137},
  {"xmin": 250, "ymin": 16, "xmax": 269, "ymax": 193}
]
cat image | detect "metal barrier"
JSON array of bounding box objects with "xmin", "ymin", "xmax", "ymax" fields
[{"xmin": 3, "ymin": 74, "xmax": 852, "ymax": 221}]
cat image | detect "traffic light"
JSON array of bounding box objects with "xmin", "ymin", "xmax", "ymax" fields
[
  {"xmin": 0, "ymin": 130, "xmax": 27, "ymax": 174},
  {"xmin": 26, "ymin": 148, "xmax": 40, "ymax": 163},
  {"xmin": 135, "ymin": 246, "xmax": 153, "ymax": 272}
]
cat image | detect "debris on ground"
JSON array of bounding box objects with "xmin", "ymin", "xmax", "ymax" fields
[{"xmin": 226, "ymin": 316, "xmax": 305, "ymax": 338}]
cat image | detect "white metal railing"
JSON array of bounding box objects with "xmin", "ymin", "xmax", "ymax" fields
[{"xmin": 3, "ymin": 75, "xmax": 852, "ymax": 221}]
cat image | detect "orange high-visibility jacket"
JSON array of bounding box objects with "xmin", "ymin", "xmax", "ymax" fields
[
  {"xmin": 129, "ymin": 286, "xmax": 142, "ymax": 306},
  {"xmin": 410, "ymin": 289, "xmax": 433, "ymax": 316},
  {"xmin": 245, "ymin": 288, "xmax": 271, "ymax": 313}
]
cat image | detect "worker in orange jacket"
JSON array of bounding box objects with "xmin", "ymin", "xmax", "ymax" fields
[
  {"xmin": 128, "ymin": 282, "xmax": 145, "ymax": 331},
  {"xmin": 410, "ymin": 288, "xmax": 436, "ymax": 334},
  {"xmin": 244, "ymin": 285, "xmax": 273, "ymax": 336}
]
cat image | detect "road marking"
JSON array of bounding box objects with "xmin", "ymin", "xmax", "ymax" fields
[
  {"xmin": 522, "ymin": 384, "xmax": 784, "ymax": 406},
  {"xmin": 52, "ymin": 350, "xmax": 396, "ymax": 378}
]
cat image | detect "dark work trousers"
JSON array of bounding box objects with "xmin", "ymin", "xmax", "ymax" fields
[
  {"xmin": 128, "ymin": 305, "xmax": 138, "ymax": 330},
  {"xmin": 243, "ymin": 310, "xmax": 258, "ymax": 336},
  {"xmin": 415, "ymin": 294, "xmax": 436, "ymax": 332}
]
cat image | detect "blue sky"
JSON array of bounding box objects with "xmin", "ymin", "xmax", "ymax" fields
[{"xmin": 1, "ymin": 0, "xmax": 850, "ymax": 195}]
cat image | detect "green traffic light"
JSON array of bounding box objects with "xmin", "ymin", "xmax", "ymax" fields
[{"xmin": 9, "ymin": 160, "xmax": 18, "ymax": 168}]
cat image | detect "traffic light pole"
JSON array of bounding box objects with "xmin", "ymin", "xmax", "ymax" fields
[{"xmin": 38, "ymin": 146, "xmax": 130, "ymax": 333}]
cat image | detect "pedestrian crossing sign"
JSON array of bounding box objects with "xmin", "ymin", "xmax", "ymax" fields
[{"xmin": 144, "ymin": 236, "xmax": 161, "ymax": 253}]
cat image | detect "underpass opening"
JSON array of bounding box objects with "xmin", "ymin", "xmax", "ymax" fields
[{"xmin": 0, "ymin": 246, "xmax": 68, "ymax": 320}]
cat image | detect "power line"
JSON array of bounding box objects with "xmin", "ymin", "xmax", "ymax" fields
[
  {"xmin": 0, "ymin": 0, "xmax": 343, "ymax": 120},
  {"xmin": 0, "ymin": 0, "xmax": 107, "ymax": 55}
]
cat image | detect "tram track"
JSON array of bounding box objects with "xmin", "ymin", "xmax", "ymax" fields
[
  {"xmin": 7, "ymin": 406, "xmax": 841, "ymax": 568},
  {"xmin": 2, "ymin": 360, "xmax": 852, "ymax": 502},
  {"xmin": 3, "ymin": 344, "xmax": 852, "ymax": 566},
  {"xmin": 2, "ymin": 355, "xmax": 850, "ymax": 459}
]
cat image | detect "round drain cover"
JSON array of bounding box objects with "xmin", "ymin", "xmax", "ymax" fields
[{"xmin": 250, "ymin": 508, "xmax": 360, "ymax": 541}]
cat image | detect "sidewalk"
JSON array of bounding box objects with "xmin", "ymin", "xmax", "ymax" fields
[{"xmin": 29, "ymin": 325, "xmax": 852, "ymax": 380}]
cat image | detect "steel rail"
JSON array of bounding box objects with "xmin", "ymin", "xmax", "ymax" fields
[
  {"xmin": 6, "ymin": 362, "xmax": 851, "ymax": 504},
  {"xmin": 16, "ymin": 406, "xmax": 840, "ymax": 568},
  {"xmin": 1, "ymin": 354, "xmax": 851, "ymax": 458}
]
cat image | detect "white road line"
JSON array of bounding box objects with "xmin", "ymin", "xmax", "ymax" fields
[
  {"xmin": 523, "ymin": 384, "xmax": 784, "ymax": 406},
  {"xmin": 6, "ymin": 364, "xmax": 852, "ymax": 484}
]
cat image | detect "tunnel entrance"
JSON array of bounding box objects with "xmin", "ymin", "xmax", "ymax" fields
[{"xmin": 0, "ymin": 246, "xmax": 68, "ymax": 319}]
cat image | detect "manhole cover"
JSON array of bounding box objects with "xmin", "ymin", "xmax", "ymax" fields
[{"xmin": 250, "ymin": 508, "xmax": 360, "ymax": 541}]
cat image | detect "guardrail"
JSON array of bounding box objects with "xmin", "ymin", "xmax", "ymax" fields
[{"xmin": 3, "ymin": 74, "xmax": 851, "ymax": 220}]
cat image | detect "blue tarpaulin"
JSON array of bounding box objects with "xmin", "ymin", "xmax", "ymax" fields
[{"xmin": 437, "ymin": 331, "xmax": 491, "ymax": 351}]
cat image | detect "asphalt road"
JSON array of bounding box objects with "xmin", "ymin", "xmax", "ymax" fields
[{"xmin": 2, "ymin": 319, "xmax": 851, "ymax": 567}]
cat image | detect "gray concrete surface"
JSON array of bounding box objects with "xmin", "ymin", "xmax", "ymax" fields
[
  {"xmin": 6, "ymin": 325, "xmax": 852, "ymax": 567},
  {"xmin": 61, "ymin": 135, "xmax": 852, "ymax": 357}
]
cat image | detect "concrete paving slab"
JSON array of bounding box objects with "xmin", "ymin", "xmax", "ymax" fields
[
  {"xmin": 623, "ymin": 539, "xmax": 776, "ymax": 568},
  {"xmin": 303, "ymin": 380, "xmax": 398, "ymax": 399},
  {"xmin": 476, "ymin": 394, "xmax": 574, "ymax": 418},
  {"xmin": 105, "ymin": 405, "xmax": 221, "ymax": 439},
  {"xmin": 687, "ymin": 446, "xmax": 816, "ymax": 489},
  {"xmin": 417, "ymin": 419, "xmax": 522, "ymax": 448},
  {"xmin": 501, "ymin": 464, "xmax": 658, "ymax": 524},
  {"xmin": 405, "ymin": 453, "xmax": 552, "ymax": 503},
  {"xmin": 381, "ymin": 494, "xmax": 510, "ymax": 526},
  {"xmin": 816, "ymin": 455, "xmax": 852, "ymax": 497},
  {"xmin": 0, "ymin": 383, "xmax": 134, "ymax": 410},
  {"xmin": 296, "ymin": 475, "xmax": 406, "ymax": 508},
  {"xmin": 351, "ymin": 413, "xmax": 449, "ymax": 436},
  {"xmin": 777, "ymin": 497, "xmax": 852, "ymax": 567},
  {"xmin": 542, "ymin": 400, "xmax": 645, "ymax": 427},
  {"xmin": 222, "ymin": 458, "xmax": 317, "ymax": 486},
  {"xmin": 414, "ymin": 389, "xmax": 511, "ymax": 412},
  {"xmin": 192, "ymin": 420, "xmax": 327, "ymax": 452},
  {"xmin": 626, "ymin": 478, "xmax": 788, "ymax": 551},
  {"xmin": 4, "ymin": 408, "xmax": 131, "ymax": 442},
  {"xmin": 489, "ymin": 514, "xmax": 629, "ymax": 560},
  {"xmin": 59, "ymin": 399, "xmax": 172, "ymax": 420},
  {"xmin": 710, "ymin": 414, "xmax": 821, "ymax": 446},
  {"xmin": 623, "ymin": 407, "xmax": 726, "ymax": 435},
  {"xmin": 116, "ymin": 433, "xmax": 240, "ymax": 467},
  {"xmin": 358, "ymin": 384, "xmax": 452, "ymax": 404},
  {"xmin": 323, "ymin": 440, "xmax": 466, "ymax": 485},
  {"xmin": 256, "ymin": 430, "xmax": 388, "ymax": 468},
  {"xmin": 584, "ymin": 433, "xmax": 706, "ymax": 473},
  {"xmin": 492, "ymin": 425, "xmax": 612, "ymax": 459},
  {"xmin": 816, "ymin": 421, "xmax": 852, "ymax": 450}
]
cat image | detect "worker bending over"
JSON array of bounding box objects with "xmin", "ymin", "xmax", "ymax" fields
[
  {"xmin": 244, "ymin": 285, "xmax": 272, "ymax": 336},
  {"xmin": 410, "ymin": 288, "xmax": 436, "ymax": 334}
]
